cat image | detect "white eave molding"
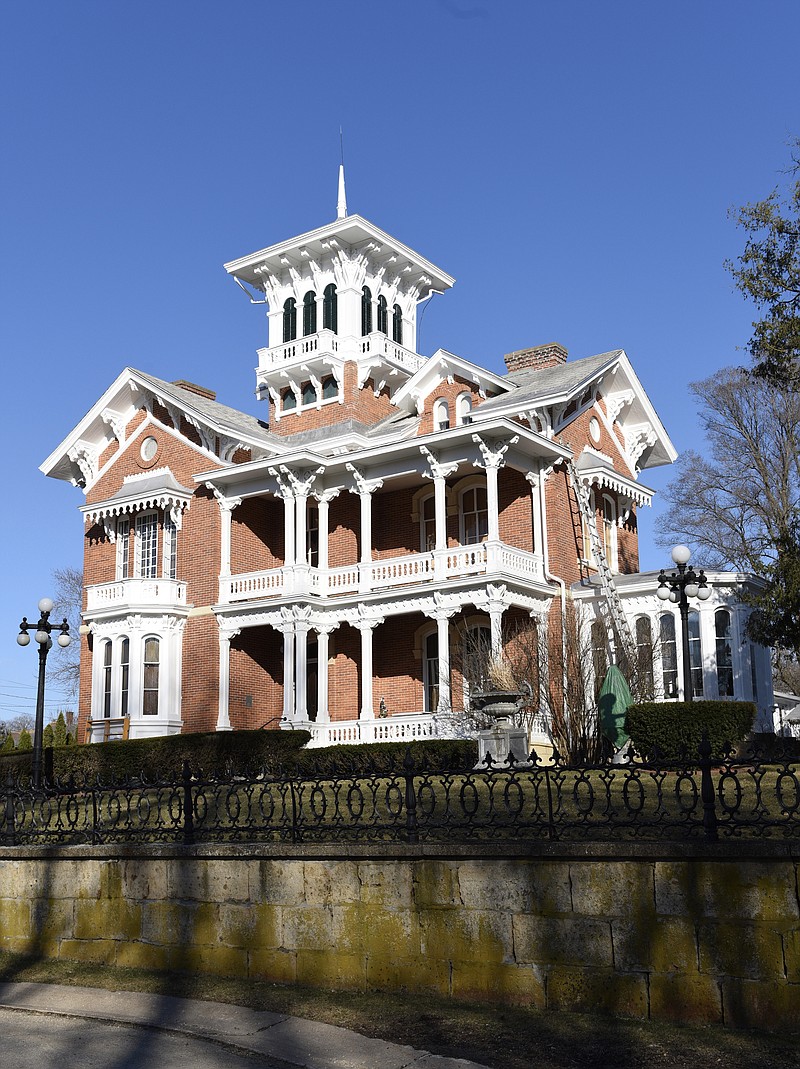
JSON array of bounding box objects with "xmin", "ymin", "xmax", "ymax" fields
[{"xmin": 80, "ymin": 467, "xmax": 194, "ymax": 534}]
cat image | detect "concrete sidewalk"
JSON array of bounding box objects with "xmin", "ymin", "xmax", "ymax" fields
[{"xmin": 0, "ymin": 982, "xmax": 490, "ymax": 1069}]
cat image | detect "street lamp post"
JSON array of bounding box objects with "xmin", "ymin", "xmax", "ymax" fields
[
  {"xmin": 17, "ymin": 597, "xmax": 71, "ymax": 789},
  {"xmin": 656, "ymin": 545, "xmax": 711, "ymax": 702}
]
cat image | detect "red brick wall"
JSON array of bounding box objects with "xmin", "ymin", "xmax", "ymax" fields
[
  {"xmin": 269, "ymin": 362, "xmax": 394, "ymax": 437},
  {"xmin": 416, "ymin": 377, "xmax": 484, "ymax": 437},
  {"xmin": 180, "ymin": 614, "xmax": 220, "ymax": 734},
  {"xmin": 373, "ymin": 487, "xmax": 417, "ymax": 559},
  {"xmin": 328, "ymin": 493, "xmax": 359, "ymax": 568},
  {"xmin": 231, "ymin": 497, "xmax": 284, "ymax": 572},
  {"xmin": 498, "ymin": 468, "xmax": 534, "ymax": 552},
  {"xmin": 229, "ymin": 627, "xmax": 283, "ymax": 731},
  {"xmin": 328, "ymin": 625, "xmax": 360, "ymax": 721},
  {"xmin": 373, "ymin": 616, "xmax": 426, "ymax": 715}
]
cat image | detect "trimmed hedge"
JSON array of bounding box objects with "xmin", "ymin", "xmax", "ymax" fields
[
  {"xmin": 0, "ymin": 729, "xmax": 311, "ymax": 782},
  {"xmin": 625, "ymin": 700, "xmax": 756, "ymax": 761},
  {"xmin": 0, "ymin": 731, "xmax": 477, "ymax": 783},
  {"xmin": 290, "ymin": 738, "xmax": 478, "ymax": 776}
]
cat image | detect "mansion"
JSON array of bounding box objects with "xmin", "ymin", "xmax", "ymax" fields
[{"xmin": 42, "ymin": 186, "xmax": 775, "ymax": 747}]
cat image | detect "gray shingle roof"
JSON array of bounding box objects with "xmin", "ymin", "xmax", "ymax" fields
[{"xmin": 482, "ymin": 350, "xmax": 623, "ymax": 411}]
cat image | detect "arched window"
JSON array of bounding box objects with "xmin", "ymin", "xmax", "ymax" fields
[
  {"xmin": 688, "ymin": 610, "xmax": 703, "ymax": 697},
  {"xmin": 423, "ymin": 631, "xmax": 439, "ymax": 712},
  {"xmin": 321, "ymin": 375, "xmax": 338, "ymax": 400},
  {"xmin": 601, "ymin": 494, "xmax": 617, "ymax": 571},
  {"xmin": 460, "ymin": 485, "xmax": 488, "ymax": 544},
  {"xmin": 635, "ymin": 615, "xmax": 654, "ymax": 698},
  {"xmin": 143, "ymin": 637, "xmax": 160, "ymax": 715},
  {"xmin": 715, "ymin": 609, "xmax": 734, "ymax": 697},
  {"xmin": 282, "ymin": 297, "xmax": 297, "ymax": 343},
  {"xmin": 120, "ymin": 637, "xmax": 130, "ymax": 718},
  {"xmin": 463, "ymin": 624, "xmax": 492, "ymax": 698},
  {"xmin": 659, "ymin": 614, "xmax": 678, "ymax": 698},
  {"xmin": 377, "ymin": 294, "xmax": 388, "ymax": 334},
  {"xmin": 392, "ymin": 304, "xmax": 403, "ymax": 344},
  {"xmin": 323, "ymin": 283, "xmax": 337, "ymax": 333},
  {"xmin": 420, "ymin": 493, "xmax": 436, "ymax": 552},
  {"xmin": 591, "ymin": 619, "xmax": 609, "ymax": 697},
  {"xmin": 282, "ymin": 388, "xmax": 296, "ymax": 412},
  {"xmin": 456, "ymin": 393, "xmax": 473, "ymax": 426},
  {"xmin": 361, "ymin": 286, "xmax": 373, "ymax": 335},
  {"xmin": 433, "ymin": 398, "xmax": 450, "ymax": 431},
  {"xmin": 135, "ymin": 511, "xmax": 158, "ymax": 579},
  {"xmin": 302, "ymin": 380, "xmax": 316, "ymax": 406},
  {"xmin": 102, "ymin": 641, "xmax": 112, "ymax": 719},
  {"xmin": 116, "ymin": 518, "xmax": 130, "ymax": 579},
  {"xmin": 302, "ymin": 290, "xmax": 317, "ymax": 336}
]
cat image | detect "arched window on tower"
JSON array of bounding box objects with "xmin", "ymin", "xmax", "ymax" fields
[
  {"xmin": 392, "ymin": 303, "xmax": 403, "ymax": 344},
  {"xmin": 282, "ymin": 297, "xmax": 297, "ymax": 342},
  {"xmin": 323, "ymin": 284, "xmax": 337, "ymax": 333},
  {"xmin": 302, "ymin": 290, "xmax": 317, "ymax": 336},
  {"xmin": 433, "ymin": 398, "xmax": 450, "ymax": 431},
  {"xmin": 361, "ymin": 286, "xmax": 373, "ymax": 335},
  {"xmin": 377, "ymin": 295, "xmax": 388, "ymax": 334}
]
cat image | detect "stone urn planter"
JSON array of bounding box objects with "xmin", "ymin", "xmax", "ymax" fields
[{"xmin": 471, "ymin": 690, "xmax": 529, "ymax": 768}]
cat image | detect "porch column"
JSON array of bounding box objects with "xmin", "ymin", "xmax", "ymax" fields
[
  {"xmin": 317, "ymin": 489, "xmax": 339, "ymax": 573},
  {"xmin": 436, "ymin": 611, "xmax": 454, "ymax": 713},
  {"xmin": 486, "ymin": 584, "xmax": 508, "ymax": 658},
  {"xmin": 472, "ymin": 435, "xmax": 514, "ymax": 544},
  {"xmin": 280, "ymin": 618, "xmax": 295, "ymax": 721},
  {"xmin": 216, "ymin": 626, "xmax": 238, "ymax": 731},
  {"xmin": 294, "ymin": 616, "xmax": 310, "ymax": 721},
  {"xmin": 282, "ymin": 489, "xmax": 296, "ymax": 567},
  {"xmin": 525, "ymin": 470, "xmax": 544, "ymax": 558},
  {"xmin": 295, "ymin": 491, "xmax": 308, "ymax": 565},
  {"xmin": 356, "ymin": 615, "xmax": 384, "ymax": 720},
  {"xmin": 347, "ymin": 465, "xmax": 382, "ymax": 589},
  {"xmin": 315, "ymin": 622, "xmax": 337, "ymax": 724}
]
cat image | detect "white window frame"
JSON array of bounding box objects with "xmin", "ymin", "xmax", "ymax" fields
[{"xmin": 135, "ymin": 511, "xmax": 159, "ymax": 579}]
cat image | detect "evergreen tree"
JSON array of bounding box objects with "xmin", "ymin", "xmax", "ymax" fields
[
  {"xmin": 43, "ymin": 723, "xmax": 55, "ymax": 748},
  {"xmin": 53, "ymin": 712, "xmax": 67, "ymax": 748},
  {"xmin": 1, "ymin": 734, "xmax": 15, "ymax": 753},
  {"xmin": 17, "ymin": 729, "xmax": 32, "ymax": 751}
]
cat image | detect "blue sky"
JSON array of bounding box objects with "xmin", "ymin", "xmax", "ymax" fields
[{"xmin": 1, "ymin": 0, "xmax": 799, "ymax": 721}]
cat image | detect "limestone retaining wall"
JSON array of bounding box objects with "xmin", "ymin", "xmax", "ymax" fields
[{"xmin": 1, "ymin": 841, "xmax": 799, "ymax": 1030}]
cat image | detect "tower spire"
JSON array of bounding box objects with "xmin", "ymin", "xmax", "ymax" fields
[{"xmin": 337, "ymin": 128, "xmax": 347, "ymax": 219}]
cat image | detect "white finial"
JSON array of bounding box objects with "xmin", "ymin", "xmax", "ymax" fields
[
  {"xmin": 337, "ymin": 164, "xmax": 347, "ymax": 219},
  {"xmin": 337, "ymin": 127, "xmax": 347, "ymax": 219}
]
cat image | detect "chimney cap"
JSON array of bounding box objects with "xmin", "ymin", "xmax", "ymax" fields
[
  {"xmin": 504, "ymin": 343, "xmax": 568, "ymax": 375},
  {"xmin": 173, "ymin": 380, "xmax": 217, "ymax": 401}
]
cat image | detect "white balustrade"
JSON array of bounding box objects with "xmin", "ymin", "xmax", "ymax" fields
[
  {"xmin": 86, "ymin": 578, "xmax": 187, "ymax": 610},
  {"xmin": 366, "ymin": 554, "xmax": 433, "ymax": 589},
  {"xmin": 257, "ymin": 329, "xmax": 340, "ymax": 371},
  {"xmin": 302, "ymin": 713, "xmax": 440, "ymax": 748},
  {"xmin": 221, "ymin": 569, "xmax": 285, "ymax": 602}
]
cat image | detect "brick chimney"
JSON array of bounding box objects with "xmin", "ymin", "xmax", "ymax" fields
[
  {"xmin": 504, "ymin": 343, "xmax": 568, "ymax": 375},
  {"xmin": 173, "ymin": 380, "xmax": 217, "ymax": 401}
]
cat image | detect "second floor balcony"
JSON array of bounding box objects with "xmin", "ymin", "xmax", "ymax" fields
[
  {"xmin": 86, "ymin": 578, "xmax": 188, "ymax": 613},
  {"xmin": 218, "ymin": 541, "xmax": 544, "ymax": 604}
]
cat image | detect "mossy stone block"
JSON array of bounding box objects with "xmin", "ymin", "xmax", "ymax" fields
[
  {"xmin": 58, "ymin": 938, "xmax": 117, "ymax": 966},
  {"xmin": 302, "ymin": 861, "xmax": 360, "ymax": 905},
  {"xmin": 612, "ymin": 916, "xmax": 697, "ymax": 972},
  {"xmin": 115, "ymin": 940, "xmax": 171, "ymax": 972},
  {"xmin": 547, "ymin": 966, "xmax": 648, "ymax": 1018},
  {"xmin": 252, "ymin": 860, "xmax": 305, "ymax": 905},
  {"xmin": 296, "ymin": 948, "xmax": 365, "ymax": 990},
  {"xmin": 168, "ymin": 860, "xmax": 248, "ymax": 903},
  {"xmin": 282, "ymin": 905, "xmax": 334, "ymax": 952},
  {"xmin": 421, "ymin": 908, "xmax": 512, "ymax": 965},
  {"xmin": 655, "ymin": 861, "xmax": 798, "ymax": 921},
  {"xmin": 570, "ymin": 861, "xmax": 654, "ymax": 919},
  {"xmin": 413, "ymin": 861, "xmax": 461, "ymax": 908},
  {"xmin": 698, "ymin": 921, "xmax": 786, "ymax": 980},
  {"xmin": 649, "ymin": 972, "xmax": 722, "ymax": 1024},
  {"xmin": 170, "ymin": 943, "xmax": 247, "ymax": 978},
  {"xmin": 357, "ymin": 861, "xmax": 413, "ymax": 908},
  {"xmin": 457, "ymin": 860, "xmax": 571, "ymax": 914},
  {"xmin": 249, "ymin": 947, "xmax": 297, "ymax": 985},
  {"xmin": 513, "ymin": 915, "xmax": 613, "ymax": 967},
  {"xmin": 451, "ymin": 961, "xmax": 546, "ymax": 1007},
  {"xmin": 722, "ymin": 977, "xmax": 800, "ymax": 1030},
  {"xmin": 74, "ymin": 898, "xmax": 141, "ymax": 942}
]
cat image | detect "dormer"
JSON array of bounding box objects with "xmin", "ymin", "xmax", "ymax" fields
[{"xmin": 224, "ymin": 212, "xmax": 455, "ymax": 430}]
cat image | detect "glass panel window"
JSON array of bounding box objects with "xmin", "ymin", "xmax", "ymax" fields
[
  {"xmin": 120, "ymin": 638, "xmax": 130, "ymax": 718},
  {"xmin": 461, "ymin": 486, "xmax": 488, "ymax": 545},
  {"xmin": 282, "ymin": 388, "xmax": 296, "ymax": 411},
  {"xmin": 715, "ymin": 609, "xmax": 734, "ymax": 697},
  {"xmin": 392, "ymin": 304, "xmax": 403, "ymax": 344},
  {"xmin": 302, "ymin": 380, "xmax": 316, "ymax": 406},
  {"xmin": 635, "ymin": 615, "xmax": 654, "ymax": 697},
  {"xmin": 307, "ymin": 501, "xmax": 319, "ymax": 566},
  {"xmin": 456, "ymin": 393, "xmax": 472, "ymax": 426},
  {"xmin": 433, "ymin": 398, "xmax": 449, "ymax": 431},
  {"xmin": 688, "ymin": 610, "xmax": 704, "ymax": 697},
  {"xmin": 302, "ymin": 290, "xmax": 317, "ymax": 336},
  {"xmin": 321, "ymin": 375, "xmax": 337, "ymax": 400},
  {"xmin": 143, "ymin": 637, "xmax": 160, "ymax": 715},
  {"xmin": 135, "ymin": 512, "xmax": 158, "ymax": 579},
  {"xmin": 116, "ymin": 518, "xmax": 130, "ymax": 579},
  {"xmin": 323, "ymin": 284, "xmax": 337, "ymax": 333},
  {"xmin": 659, "ymin": 614, "xmax": 678, "ymax": 698},
  {"xmin": 361, "ymin": 286, "xmax": 373, "ymax": 335},
  {"xmin": 421, "ymin": 494, "xmax": 436, "ymax": 552},
  {"xmin": 424, "ymin": 631, "xmax": 439, "ymax": 712},
  {"xmin": 163, "ymin": 516, "xmax": 177, "ymax": 579},
  {"xmin": 102, "ymin": 641, "xmax": 112, "ymax": 718},
  {"xmin": 282, "ymin": 297, "xmax": 297, "ymax": 342},
  {"xmin": 377, "ymin": 295, "xmax": 388, "ymax": 334},
  {"xmin": 307, "ymin": 640, "xmax": 318, "ymax": 721}
]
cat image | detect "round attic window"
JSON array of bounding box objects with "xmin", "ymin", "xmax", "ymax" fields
[
  {"xmin": 589, "ymin": 417, "xmax": 601, "ymax": 444},
  {"xmin": 140, "ymin": 436, "xmax": 158, "ymax": 463}
]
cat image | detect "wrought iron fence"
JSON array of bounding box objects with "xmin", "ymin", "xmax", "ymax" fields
[{"xmin": 2, "ymin": 738, "xmax": 800, "ymax": 847}]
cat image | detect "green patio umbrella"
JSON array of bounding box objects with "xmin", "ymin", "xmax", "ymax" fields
[{"xmin": 598, "ymin": 664, "xmax": 632, "ymax": 749}]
